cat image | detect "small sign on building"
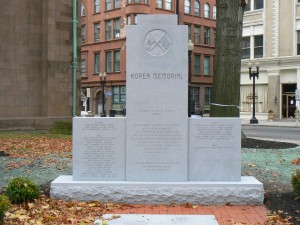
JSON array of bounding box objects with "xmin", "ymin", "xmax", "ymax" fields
[{"xmin": 296, "ymin": 89, "xmax": 300, "ymax": 100}]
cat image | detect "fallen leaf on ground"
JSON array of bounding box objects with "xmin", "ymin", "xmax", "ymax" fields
[{"xmin": 291, "ymin": 158, "xmax": 300, "ymax": 165}]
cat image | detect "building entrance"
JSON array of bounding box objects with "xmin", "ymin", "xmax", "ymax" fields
[{"xmin": 282, "ymin": 84, "xmax": 297, "ymax": 118}]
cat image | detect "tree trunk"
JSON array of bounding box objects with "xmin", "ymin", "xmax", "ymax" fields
[{"xmin": 210, "ymin": 0, "xmax": 246, "ymax": 117}]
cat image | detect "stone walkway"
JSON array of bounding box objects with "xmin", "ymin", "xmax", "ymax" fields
[{"xmin": 109, "ymin": 204, "xmax": 269, "ymax": 225}]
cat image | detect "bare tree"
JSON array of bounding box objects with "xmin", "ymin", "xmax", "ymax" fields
[{"xmin": 210, "ymin": 0, "xmax": 247, "ymax": 117}]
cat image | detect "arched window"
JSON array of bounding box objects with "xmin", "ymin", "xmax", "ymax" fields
[
  {"xmin": 194, "ymin": 1, "xmax": 200, "ymax": 16},
  {"xmin": 184, "ymin": 0, "xmax": 191, "ymax": 14},
  {"xmin": 81, "ymin": 3, "xmax": 86, "ymax": 17},
  {"xmin": 213, "ymin": 5, "xmax": 216, "ymax": 20},
  {"xmin": 204, "ymin": 3, "xmax": 210, "ymax": 18}
]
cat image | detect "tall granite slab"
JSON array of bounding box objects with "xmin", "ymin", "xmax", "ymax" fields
[
  {"xmin": 126, "ymin": 15, "xmax": 188, "ymax": 181},
  {"xmin": 73, "ymin": 117, "xmax": 125, "ymax": 181},
  {"xmin": 189, "ymin": 118, "xmax": 241, "ymax": 181}
]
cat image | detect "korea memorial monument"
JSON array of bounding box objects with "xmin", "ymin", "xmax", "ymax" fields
[{"xmin": 50, "ymin": 15, "xmax": 264, "ymax": 205}]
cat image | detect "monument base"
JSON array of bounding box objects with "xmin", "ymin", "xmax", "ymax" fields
[{"xmin": 50, "ymin": 176, "xmax": 264, "ymax": 205}]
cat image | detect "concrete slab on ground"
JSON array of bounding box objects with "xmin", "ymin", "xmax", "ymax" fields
[{"xmin": 99, "ymin": 214, "xmax": 219, "ymax": 225}]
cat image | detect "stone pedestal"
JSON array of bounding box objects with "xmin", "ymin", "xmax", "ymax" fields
[{"xmin": 51, "ymin": 176, "xmax": 264, "ymax": 205}]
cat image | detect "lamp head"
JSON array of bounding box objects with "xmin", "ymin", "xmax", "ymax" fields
[
  {"xmin": 247, "ymin": 61, "xmax": 252, "ymax": 69},
  {"xmin": 255, "ymin": 60, "xmax": 260, "ymax": 68},
  {"xmin": 188, "ymin": 39, "xmax": 194, "ymax": 51}
]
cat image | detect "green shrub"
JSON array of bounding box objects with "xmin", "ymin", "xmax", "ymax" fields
[
  {"xmin": 49, "ymin": 121, "xmax": 72, "ymax": 135},
  {"xmin": 6, "ymin": 177, "xmax": 40, "ymax": 204},
  {"xmin": 292, "ymin": 169, "xmax": 300, "ymax": 196},
  {"xmin": 0, "ymin": 194, "xmax": 10, "ymax": 224}
]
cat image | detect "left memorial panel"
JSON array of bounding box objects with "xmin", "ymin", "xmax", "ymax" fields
[{"xmin": 73, "ymin": 117, "xmax": 126, "ymax": 181}]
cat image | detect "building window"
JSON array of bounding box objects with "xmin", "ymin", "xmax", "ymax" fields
[
  {"xmin": 254, "ymin": 0, "xmax": 263, "ymax": 10},
  {"xmin": 106, "ymin": 0, "xmax": 112, "ymax": 10},
  {"xmin": 156, "ymin": 0, "xmax": 163, "ymax": 8},
  {"xmin": 188, "ymin": 24, "xmax": 191, "ymax": 41},
  {"xmin": 113, "ymin": 86, "xmax": 126, "ymax": 103},
  {"xmin": 297, "ymin": 31, "xmax": 300, "ymax": 55},
  {"xmin": 184, "ymin": 0, "xmax": 191, "ymax": 14},
  {"xmin": 81, "ymin": 60, "xmax": 86, "ymax": 77},
  {"xmin": 194, "ymin": 1, "xmax": 200, "ymax": 16},
  {"xmin": 134, "ymin": 14, "xmax": 138, "ymax": 24},
  {"xmin": 103, "ymin": 18, "xmax": 119, "ymax": 39},
  {"xmin": 81, "ymin": 4, "xmax": 86, "ymax": 17},
  {"xmin": 191, "ymin": 87, "xmax": 200, "ymax": 105},
  {"xmin": 204, "ymin": 56, "xmax": 210, "ymax": 76},
  {"xmin": 94, "ymin": 53, "xmax": 100, "ymax": 73},
  {"xmin": 105, "ymin": 50, "xmax": 121, "ymax": 72},
  {"xmin": 245, "ymin": 0, "xmax": 263, "ymax": 11},
  {"xmin": 244, "ymin": 0, "xmax": 251, "ymax": 11},
  {"xmin": 204, "ymin": 3, "xmax": 210, "ymax": 18},
  {"xmin": 204, "ymin": 27, "xmax": 210, "ymax": 45},
  {"xmin": 94, "ymin": 0, "xmax": 100, "ymax": 13},
  {"xmin": 114, "ymin": 18, "xmax": 120, "ymax": 39},
  {"xmin": 165, "ymin": 0, "xmax": 172, "ymax": 10},
  {"xmin": 213, "ymin": 5, "xmax": 216, "ymax": 19},
  {"xmin": 94, "ymin": 23, "xmax": 100, "ymax": 42},
  {"xmin": 105, "ymin": 51, "xmax": 112, "ymax": 73},
  {"xmin": 194, "ymin": 26, "xmax": 200, "ymax": 44},
  {"xmin": 205, "ymin": 87, "xmax": 211, "ymax": 105},
  {"xmin": 105, "ymin": 20, "xmax": 112, "ymax": 40},
  {"xmin": 213, "ymin": 29, "xmax": 216, "ymax": 46},
  {"xmin": 254, "ymin": 35, "xmax": 263, "ymax": 58},
  {"xmin": 115, "ymin": 0, "xmax": 120, "ymax": 8},
  {"xmin": 127, "ymin": 15, "xmax": 131, "ymax": 25},
  {"xmin": 135, "ymin": 0, "xmax": 141, "ymax": 3},
  {"xmin": 241, "ymin": 37, "xmax": 250, "ymax": 59},
  {"xmin": 194, "ymin": 55, "xmax": 201, "ymax": 75},
  {"xmin": 114, "ymin": 50, "xmax": 120, "ymax": 72},
  {"xmin": 81, "ymin": 25, "xmax": 86, "ymax": 43}
]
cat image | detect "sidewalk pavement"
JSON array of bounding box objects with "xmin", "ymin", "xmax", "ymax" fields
[
  {"xmin": 108, "ymin": 204, "xmax": 269, "ymax": 225},
  {"xmin": 240, "ymin": 112, "xmax": 300, "ymax": 127}
]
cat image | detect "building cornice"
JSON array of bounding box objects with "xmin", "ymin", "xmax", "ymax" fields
[{"xmin": 241, "ymin": 56, "xmax": 300, "ymax": 73}]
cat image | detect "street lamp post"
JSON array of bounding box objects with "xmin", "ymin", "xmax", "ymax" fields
[
  {"xmin": 248, "ymin": 60, "xmax": 260, "ymax": 124},
  {"xmin": 99, "ymin": 72, "xmax": 107, "ymax": 117},
  {"xmin": 188, "ymin": 39, "xmax": 194, "ymax": 117},
  {"xmin": 176, "ymin": 0, "xmax": 179, "ymax": 24}
]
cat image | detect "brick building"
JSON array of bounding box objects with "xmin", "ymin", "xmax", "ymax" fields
[
  {"xmin": 0, "ymin": 0, "xmax": 81, "ymax": 129},
  {"xmin": 80, "ymin": 0, "xmax": 216, "ymax": 116}
]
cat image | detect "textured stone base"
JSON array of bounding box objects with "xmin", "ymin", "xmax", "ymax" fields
[{"xmin": 50, "ymin": 176, "xmax": 264, "ymax": 205}]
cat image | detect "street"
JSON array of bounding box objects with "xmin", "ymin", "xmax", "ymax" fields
[{"xmin": 242, "ymin": 125, "xmax": 300, "ymax": 144}]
